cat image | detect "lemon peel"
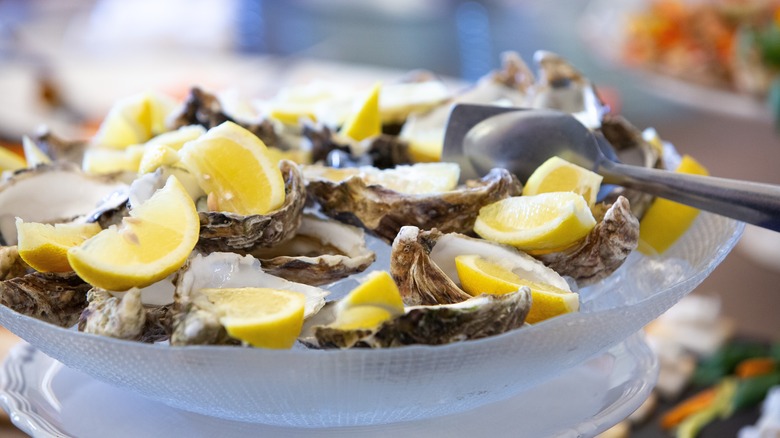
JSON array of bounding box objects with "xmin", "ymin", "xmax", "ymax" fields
[{"xmin": 16, "ymin": 219, "xmax": 101, "ymax": 273}]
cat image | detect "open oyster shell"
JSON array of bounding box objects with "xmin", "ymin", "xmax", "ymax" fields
[
  {"xmin": 28, "ymin": 127, "xmax": 87, "ymax": 165},
  {"xmin": 250, "ymin": 214, "xmax": 375, "ymax": 286},
  {"xmin": 196, "ymin": 160, "xmax": 306, "ymax": 253},
  {"xmin": 310, "ymin": 289, "xmax": 532, "ymax": 349},
  {"xmin": 170, "ymin": 252, "xmax": 328, "ymax": 346},
  {"xmin": 0, "ymin": 162, "xmax": 127, "ymax": 245},
  {"xmin": 305, "ymin": 167, "xmax": 522, "ymax": 243},
  {"xmin": 535, "ymin": 196, "xmax": 639, "ymax": 286},
  {"xmin": 390, "ymin": 226, "xmax": 571, "ymax": 306},
  {"xmin": 79, "ymin": 288, "xmax": 172, "ymax": 343},
  {"xmin": 0, "ymin": 267, "xmax": 89, "ymax": 328}
]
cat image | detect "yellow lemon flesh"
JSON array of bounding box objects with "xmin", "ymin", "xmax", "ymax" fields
[
  {"xmin": 16, "ymin": 219, "xmax": 101, "ymax": 273},
  {"xmin": 67, "ymin": 176, "xmax": 199, "ymax": 291},
  {"xmin": 639, "ymin": 155, "xmax": 709, "ymax": 254},
  {"xmin": 363, "ymin": 163, "xmax": 459, "ymax": 194},
  {"xmin": 474, "ymin": 193, "xmax": 597, "ymax": 253},
  {"xmin": 145, "ymin": 125, "xmax": 206, "ymax": 151},
  {"xmin": 338, "ymin": 271, "xmax": 404, "ymax": 315},
  {"xmin": 339, "ymin": 83, "xmax": 381, "ymax": 141},
  {"xmin": 330, "ymin": 306, "xmax": 395, "ymax": 330},
  {"xmin": 201, "ymin": 287, "xmax": 306, "ymax": 349},
  {"xmin": 0, "ymin": 146, "xmax": 26, "ymax": 171},
  {"xmin": 178, "ymin": 121, "xmax": 285, "ymax": 215},
  {"xmin": 138, "ymin": 144, "xmax": 180, "ymax": 174},
  {"xmin": 92, "ymin": 92, "xmax": 177, "ymax": 149},
  {"xmin": 82, "ymin": 145, "xmax": 146, "ymax": 175},
  {"xmin": 22, "ymin": 136, "xmax": 51, "ymax": 167},
  {"xmin": 454, "ymin": 254, "xmax": 579, "ymax": 324},
  {"xmin": 522, "ymin": 156, "xmax": 603, "ymax": 207}
]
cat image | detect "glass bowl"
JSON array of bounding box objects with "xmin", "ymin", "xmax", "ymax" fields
[{"xmin": 0, "ymin": 210, "xmax": 742, "ymax": 427}]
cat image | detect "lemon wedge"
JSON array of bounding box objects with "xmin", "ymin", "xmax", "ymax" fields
[
  {"xmin": 455, "ymin": 254, "xmax": 579, "ymax": 324},
  {"xmin": 145, "ymin": 125, "xmax": 206, "ymax": 150},
  {"xmin": 330, "ymin": 306, "xmax": 395, "ymax": 330},
  {"xmin": 522, "ymin": 156, "xmax": 603, "ymax": 206},
  {"xmin": 202, "ymin": 287, "xmax": 306, "ymax": 349},
  {"xmin": 67, "ymin": 175, "xmax": 199, "ymax": 291},
  {"xmin": 82, "ymin": 145, "xmax": 146, "ymax": 175},
  {"xmin": 639, "ymin": 155, "xmax": 709, "ymax": 254},
  {"xmin": 16, "ymin": 219, "xmax": 101, "ymax": 273},
  {"xmin": 474, "ymin": 193, "xmax": 597, "ymax": 253},
  {"xmin": 92, "ymin": 92, "xmax": 177, "ymax": 149},
  {"xmin": 0, "ymin": 146, "xmax": 26, "ymax": 171},
  {"xmin": 338, "ymin": 271, "xmax": 405, "ymax": 315},
  {"xmin": 178, "ymin": 121, "xmax": 285, "ymax": 215},
  {"xmin": 22, "ymin": 136, "xmax": 51, "ymax": 167},
  {"xmin": 339, "ymin": 83, "xmax": 381, "ymax": 141},
  {"xmin": 138, "ymin": 143, "xmax": 180, "ymax": 174}
]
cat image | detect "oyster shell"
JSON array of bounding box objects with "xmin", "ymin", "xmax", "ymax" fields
[
  {"xmin": 305, "ymin": 167, "xmax": 522, "ymax": 243},
  {"xmin": 250, "ymin": 215, "xmax": 375, "ymax": 286},
  {"xmin": 197, "ymin": 160, "xmax": 306, "ymax": 253},
  {"xmin": 390, "ymin": 226, "xmax": 571, "ymax": 306},
  {"xmin": 79, "ymin": 288, "xmax": 173, "ymax": 343},
  {"xmin": 0, "ymin": 246, "xmax": 28, "ymax": 280},
  {"xmin": 168, "ymin": 87, "xmax": 279, "ymax": 148},
  {"xmin": 170, "ymin": 252, "xmax": 328, "ymax": 346},
  {"xmin": 535, "ymin": 196, "xmax": 639, "ymax": 286},
  {"xmin": 311, "ymin": 289, "xmax": 532, "ymax": 349},
  {"xmin": 0, "ymin": 162, "xmax": 127, "ymax": 245},
  {"xmin": 29, "ymin": 126, "xmax": 87, "ymax": 165},
  {"xmin": 0, "ymin": 270, "xmax": 89, "ymax": 327},
  {"xmin": 305, "ymin": 121, "xmax": 412, "ymax": 169}
]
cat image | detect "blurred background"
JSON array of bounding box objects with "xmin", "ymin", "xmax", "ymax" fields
[{"xmin": 0, "ymin": 0, "xmax": 779, "ymax": 434}]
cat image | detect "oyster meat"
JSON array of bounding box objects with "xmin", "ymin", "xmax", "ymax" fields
[
  {"xmin": 170, "ymin": 252, "xmax": 328, "ymax": 346},
  {"xmin": 312, "ymin": 289, "xmax": 532, "ymax": 349},
  {"xmin": 0, "ymin": 268, "xmax": 89, "ymax": 327},
  {"xmin": 250, "ymin": 214, "xmax": 375, "ymax": 286},
  {"xmin": 305, "ymin": 166, "xmax": 522, "ymax": 243},
  {"xmin": 197, "ymin": 160, "xmax": 307, "ymax": 253},
  {"xmin": 535, "ymin": 196, "xmax": 640, "ymax": 286},
  {"xmin": 390, "ymin": 226, "xmax": 572, "ymax": 306}
]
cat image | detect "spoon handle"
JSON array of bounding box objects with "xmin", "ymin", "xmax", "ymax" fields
[{"xmin": 600, "ymin": 161, "xmax": 780, "ymax": 231}]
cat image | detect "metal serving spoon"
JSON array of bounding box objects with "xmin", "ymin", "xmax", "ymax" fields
[{"xmin": 442, "ymin": 103, "xmax": 780, "ymax": 232}]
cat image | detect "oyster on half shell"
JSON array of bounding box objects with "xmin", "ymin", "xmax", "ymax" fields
[
  {"xmin": 305, "ymin": 166, "xmax": 522, "ymax": 243},
  {"xmin": 79, "ymin": 288, "xmax": 173, "ymax": 343},
  {"xmin": 250, "ymin": 214, "xmax": 375, "ymax": 286},
  {"xmin": 170, "ymin": 252, "xmax": 328, "ymax": 346},
  {"xmin": 307, "ymin": 288, "xmax": 532, "ymax": 349},
  {"xmin": 390, "ymin": 226, "xmax": 572, "ymax": 306}
]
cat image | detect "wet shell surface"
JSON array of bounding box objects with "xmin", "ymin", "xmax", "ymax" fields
[
  {"xmin": 196, "ymin": 160, "xmax": 307, "ymax": 253},
  {"xmin": 0, "ymin": 268, "xmax": 89, "ymax": 328},
  {"xmin": 390, "ymin": 226, "xmax": 571, "ymax": 306},
  {"xmin": 250, "ymin": 214, "xmax": 375, "ymax": 286},
  {"xmin": 170, "ymin": 252, "xmax": 328, "ymax": 346},
  {"xmin": 311, "ymin": 289, "xmax": 532, "ymax": 349},
  {"xmin": 535, "ymin": 196, "xmax": 640, "ymax": 286},
  {"xmin": 0, "ymin": 162, "xmax": 127, "ymax": 245},
  {"xmin": 305, "ymin": 167, "xmax": 522, "ymax": 243}
]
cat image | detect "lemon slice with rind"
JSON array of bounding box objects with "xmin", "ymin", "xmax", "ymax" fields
[
  {"xmin": 16, "ymin": 219, "xmax": 101, "ymax": 273},
  {"xmin": 92, "ymin": 92, "xmax": 177, "ymax": 149},
  {"xmin": 522, "ymin": 156, "xmax": 603, "ymax": 207},
  {"xmin": 178, "ymin": 121, "xmax": 285, "ymax": 215},
  {"xmin": 338, "ymin": 271, "xmax": 404, "ymax": 315},
  {"xmin": 474, "ymin": 193, "xmax": 597, "ymax": 253},
  {"xmin": 454, "ymin": 254, "xmax": 578, "ymax": 324},
  {"xmin": 202, "ymin": 287, "xmax": 306, "ymax": 349},
  {"xmin": 67, "ymin": 175, "xmax": 199, "ymax": 291}
]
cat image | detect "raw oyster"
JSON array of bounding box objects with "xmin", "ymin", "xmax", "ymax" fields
[
  {"xmin": 250, "ymin": 214, "xmax": 375, "ymax": 286},
  {"xmin": 168, "ymin": 87, "xmax": 279, "ymax": 148},
  {"xmin": 79, "ymin": 288, "xmax": 172, "ymax": 343},
  {"xmin": 390, "ymin": 226, "xmax": 571, "ymax": 306},
  {"xmin": 0, "ymin": 268, "xmax": 89, "ymax": 327},
  {"xmin": 197, "ymin": 160, "xmax": 307, "ymax": 253},
  {"xmin": 0, "ymin": 162, "xmax": 127, "ymax": 245},
  {"xmin": 170, "ymin": 252, "xmax": 328, "ymax": 346},
  {"xmin": 305, "ymin": 122, "xmax": 412, "ymax": 169},
  {"xmin": 535, "ymin": 196, "xmax": 639, "ymax": 286},
  {"xmin": 311, "ymin": 289, "xmax": 532, "ymax": 349},
  {"xmin": 305, "ymin": 166, "xmax": 522, "ymax": 243}
]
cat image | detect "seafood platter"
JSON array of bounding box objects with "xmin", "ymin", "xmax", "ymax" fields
[{"xmin": 0, "ymin": 51, "xmax": 742, "ymax": 427}]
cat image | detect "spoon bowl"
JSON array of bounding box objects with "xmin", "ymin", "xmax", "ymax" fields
[{"xmin": 442, "ymin": 103, "xmax": 780, "ymax": 232}]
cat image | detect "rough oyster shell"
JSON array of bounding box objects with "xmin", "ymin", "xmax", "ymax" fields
[
  {"xmin": 535, "ymin": 196, "xmax": 639, "ymax": 286},
  {"xmin": 0, "ymin": 162, "xmax": 127, "ymax": 245},
  {"xmin": 0, "ymin": 246, "xmax": 28, "ymax": 281},
  {"xmin": 79, "ymin": 288, "xmax": 172, "ymax": 343},
  {"xmin": 305, "ymin": 167, "xmax": 522, "ymax": 243},
  {"xmin": 196, "ymin": 160, "xmax": 306, "ymax": 253},
  {"xmin": 0, "ymin": 268, "xmax": 89, "ymax": 327},
  {"xmin": 250, "ymin": 215, "xmax": 375, "ymax": 286},
  {"xmin": 28, "ymin": 126, "xmax": 87, "ymax": 165},
  {"xmin": 390, "ymin": 226, "xmax": 571, "ymax": 306},
  {"xmin": 168, "ymin": 87, "xmax": 279, "ymax": 148},
  {"xmin": 311, "ymin": 289, "xmax": 532, "ymax": 349},
  {"xmin": 170, "ymin": 252, "xmax": 328, "ymax": 346},
  {"xmin": 305, "ymin": 122, "xmax": 412, "ymax": 169}
]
